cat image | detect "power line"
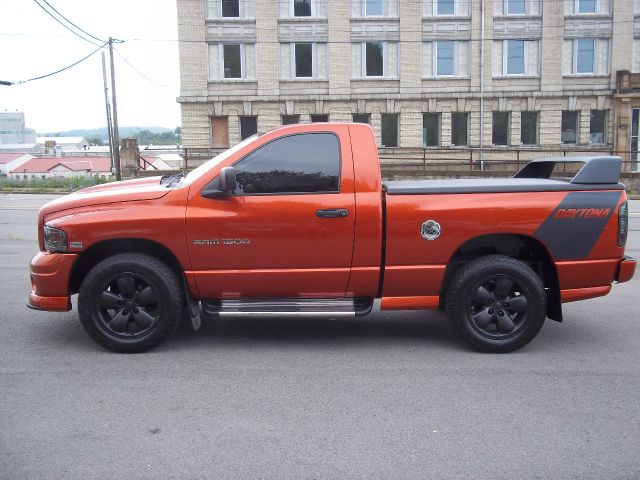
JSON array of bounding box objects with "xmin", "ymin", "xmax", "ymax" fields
[
  {"xmin": 38, "ymin": 0, "xmax": 106, "ymax": 44},
  {"xmin": 31, "ymin": 0, "xmax": 102, "ymax": 46},
  {"xmin": 112, "ymin": 47, "xmax": 172, "ymax": 88},
  {"xmin": 12, "ymin": 43, "xmax": 106, "ymax": 85}
]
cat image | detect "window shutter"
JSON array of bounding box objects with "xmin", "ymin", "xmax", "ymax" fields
[
  {"xmin": 280, "ymin": 44, "xmax": 291, "ymax": 79},
  {"xmin": 386, "ymin": 42, "xmax": 398, "ymax": 77},
  {"xmin": 316, "ymin": 0, "xmax": 327, "ymax": 17},
  {"xmin": 529, "ymin": 0, "xmax": 541, "ymax": 15},
  {"xmin": 206, "ymin": 0, "xmax": 217, "ymax": 18},
  {"xmin": 457, "ymin": 41, "xmax": 469, "ymax": 77},
  {"xmin": 596, "ymin": 0, "xmax": 610, "ymax": 14},
  {"xmin": 423, "ymin": 0, "xmax": 433, "ymax": 16},
  {"xmin": 634, "ymin": 39, "xmax": 640, "ymax": 73},
  {"xmin": 279, "ymin": 0, "xmax": 290, "ymax": 18},
  {"xmin": 387, "ymin": 0, "xmax": 398, "ymax": 16},
  {"xmin": 562, "ymin": 40, "xmax": 573, "ymax": 75},
  {"xmin": 245, "ymin": 44, "xmax": 256, "ymax": 79},
  {"xmin": 564, "ymin": 0, "xmax": 574, "ymax": 15},
  {"xmin": 208, "ymin": 44, "xmax": 219, "ymax": 80},
  {"xmin": 244, "ymin": 0, "xmax": 256, "ymax": 18},
  {"xmin": 423, "ymin": 42, "xmax": 433, "ymax": 77},
  {"xmin": 316, "ymin": 43, "xmax": 327, "ymax": 78},
  {"xmin": 457, "ymin": 0, "xmax": 470, "ymax": 16},
  {"xmin": 352, "ymin": 43, "xmax": 362, "ymax": 77},
  {"xmin": 493, "ymin": 40, "xmax": 503, "ymax": 76},
  {"xmin": 351, "ymin": 0, "xmax": 362, "ymax": 16},
  {"xmin": 595, "ymin": 38, "xmax": 609, "ymax": 74},
  {"xmin": 494, "ymin": 0, "xmax": 504, "ymax": 15},
  {"xmin": 526, "ymin": 40, "xmax": 539, "ymax": 76}
]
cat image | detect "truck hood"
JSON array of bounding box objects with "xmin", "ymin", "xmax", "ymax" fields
[{"xmin": 42, "ymin": 176, "xmax": 171, "ymax": 215}]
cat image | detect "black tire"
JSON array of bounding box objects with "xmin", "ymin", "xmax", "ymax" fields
[
  {"xmin": 78, "ymin": 253, "xmax": 184, "ymax": 353},
  {"xmin": 445, "ymin": 255, "xmax": 546, "ymax": 353}
]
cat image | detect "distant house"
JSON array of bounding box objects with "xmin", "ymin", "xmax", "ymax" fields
[
  {"xmin": 36, "ymin": 136, "xmax": 89, "ymax": 153},
  {"xmin": 0, "ymin": 153, "xmax": 33, "ymax": 175},
  {"xmin": 10, "ymin": 156, "xmax": 112, "ymax": 180}
]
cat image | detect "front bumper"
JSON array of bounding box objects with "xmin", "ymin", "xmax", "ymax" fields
[
  {"xmin": 616, "ymin": 256, "xmax": 637, "ymax": 284},
  {"xmin": 27, "ymin": 252, "xmax": 77, "ymax": 312}
]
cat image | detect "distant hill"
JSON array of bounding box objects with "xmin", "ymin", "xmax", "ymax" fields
[
  {"xmin": 41, "ymin": 127, "xmax": 175, "ymax": 140},
  {"xmin": 41, "ymin": 127, "xmax": 181, "ymax": 146}
]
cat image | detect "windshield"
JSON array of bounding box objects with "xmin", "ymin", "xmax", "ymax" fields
[{"xmin": 180, "ymin": 134, "xmax": 260, "ymax": 186}]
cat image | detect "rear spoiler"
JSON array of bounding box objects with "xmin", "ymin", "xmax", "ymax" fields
[{"xmin": 514, "ymin": 156, "xmax": 622, "ymax": 185}]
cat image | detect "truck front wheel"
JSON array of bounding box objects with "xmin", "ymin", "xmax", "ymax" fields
[
  {"xmin": 78, "ymin": 253, "xmax": 184, "ymax": 353},
  {"xmin": 445, "ymin": 255, "xmax": 546, "ymax": 353}
]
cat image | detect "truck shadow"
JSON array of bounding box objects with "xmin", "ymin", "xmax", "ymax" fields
[{"xmin": 169, "ymin": 310, "xmax": 464, "ymax": 350}]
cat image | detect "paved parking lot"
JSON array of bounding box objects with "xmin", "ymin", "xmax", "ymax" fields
[{"xmin": 1, "ymin": 194, "xmax": 639, "ymax": 479}]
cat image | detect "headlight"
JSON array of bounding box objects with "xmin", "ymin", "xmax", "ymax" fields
[{"xmin": 43, "ymin": 225, "xmax": 67, "ymax": 253}]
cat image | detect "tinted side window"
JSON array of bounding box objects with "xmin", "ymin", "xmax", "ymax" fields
[{"xmin": 234, "ymin": 133, "xmax": 340, "ymax": 194}]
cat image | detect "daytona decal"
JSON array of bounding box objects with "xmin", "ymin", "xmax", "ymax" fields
[{"xmin": 534, "ymin": 191, "xmax": 621, "ymax": 260}]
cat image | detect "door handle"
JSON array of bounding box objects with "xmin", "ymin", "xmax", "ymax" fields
[{"xmin": 316, "ymin": 208, "xmax": 349, "ymax": 218}]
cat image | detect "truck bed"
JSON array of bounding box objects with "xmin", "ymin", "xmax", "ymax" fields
[{"xmin": 383, "ymin": 178, "xmax": 625, "ymax": 195}]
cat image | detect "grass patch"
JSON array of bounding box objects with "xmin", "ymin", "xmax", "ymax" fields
[{"xmin": 0, "ymin": 175, "xmax": 114, "ymax": 192}]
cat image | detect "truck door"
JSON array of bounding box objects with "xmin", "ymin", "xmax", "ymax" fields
[{"xmin": 186, "ymin": 128, "xmax": 356, "ymax": 299}]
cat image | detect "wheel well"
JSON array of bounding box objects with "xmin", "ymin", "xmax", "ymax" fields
[
  {"xmin": 69, "ymin": 239, "xmax": 186, "ymax": 295},
  {"xmin": 440, "ymin": 234, "xmax": 562, "ymax": 321}
]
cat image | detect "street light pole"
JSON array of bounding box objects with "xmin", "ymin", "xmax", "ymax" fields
[{"xmin": 101, "ymin": 51, "xmax": 115, "ymax": 176}]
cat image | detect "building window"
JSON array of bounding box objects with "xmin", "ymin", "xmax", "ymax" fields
[
  {"xmin": 590, "ymin": 110, "xmax": 606, "ymax": 144},
  {"xmin": 223, "ymin": 44, "xmax": 242, "ymax": 78},
  {"xmin": 221, "ymin": 0, "xmax": 239, "ymax": 17},
  {"xmin": 561, "ymin": 111, "xmax": 579, "ymax": 144},
  {"xmin": 235, "ymin": 133, "xmax": 340, "ymax": 194},
  {"xmin": 294, "ymin": 0, "xmax": 312, "ymax": 16},
  {"xmin": 240, "ymin": 116, "xmax": 257, "ymax": 140},
  {"xmin": 436, "ymin": 0, "xmax": 455, "ymax": 15},
  {"xmin": 282, "ymin": 115, "xmax": 300, "ymax": 125},
  {"xmin": 366, "ymin": 42, "xmax": 384, "ymax": 76},
  {"xmin": 352, "ymin": 42, "xmax": 398, "ymax": 78},
  {"xmin": 381, "ymin": 113, "xmax": 399, "ymax": 147},
  {"xmin": 311, "ymin": 115, "xmax": 329, "ymax": 122},
  {"xmin": 575, "ymin": 39, "xmax": 595, "ymax": 73},
  {"xmin": 365, "ymin": 0, "xmax": 384, "ymax": 15},
  {"xmin": 423, "ymin": 113, "xmax": 440, "ymax": 147},
  {"xmin": 564, "ymin": 38, "xmax": 608, "ymax": 75},
  {"xmin": 353, "ymin": 113, "xmax": 371, "ymax": 124},
  {"xmin": 424, "ymin": 41, "xmax": 469, "ymax": 77},
  {"xmin": 505, "ymin": 40, "xmax": 525, "ymax": 75},
  {"xmin": 505, "ymin": 0, "xmax": 526, "ymax": 14},
  {"xmin": 436, "ymin": 41, "xmax": 455, "ymax": 76},
  {"xmin": 576, "ymin": 0, "xmax": 596, "ymax": 14},
  {"xmin": 520, "ymin": 111, "xmax": 538, "ymax": 145},
  {"xmin": 294, "ymin": 43, "xmax": 313, "ymax": 77},
  {"xmin": 492, "ymin": 112, "xmax": 510, "ymax": 146},
  {"xmin": 451, "ymin": 112, "xmax": 469, "ymax": 146}
]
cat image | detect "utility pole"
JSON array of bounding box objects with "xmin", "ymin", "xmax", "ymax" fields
[
  {"xmin": 101, "ymin": 51, "xmax": 115, "ymax": 175},
  {"xmin": 108, "ymin": 37, "xmax": 122, "ymax": 181}
]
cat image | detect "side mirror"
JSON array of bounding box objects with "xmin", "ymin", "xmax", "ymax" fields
[
  {"xmin": 219, "ymin": 166, "xmax": 237, "ymax": 194},
  {"xmin": 201, "ymin": 166, "xmax": 237, "ymax": 199}
]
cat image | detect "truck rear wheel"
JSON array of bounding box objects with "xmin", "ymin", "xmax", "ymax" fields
[
  {"xmin": 78, "ymin": 253, "xmax": 184, "ymax": 353},
  {"xmin": 445, "ymin": 255, "xmax": 546, "ymax": 353}
]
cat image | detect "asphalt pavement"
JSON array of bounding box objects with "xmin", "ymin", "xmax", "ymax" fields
[{"xmin": 1, "ymin": 194, "xmax": 639, "ymax": 479}]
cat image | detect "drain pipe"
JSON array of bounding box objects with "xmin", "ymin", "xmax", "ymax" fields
[{"xmin": 479, "ymin": 0, "xmax": 485, "ymax": 170}]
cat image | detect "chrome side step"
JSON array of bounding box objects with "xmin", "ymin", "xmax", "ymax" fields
[{"xmin": 201, "ymin": 298, "xmax": 373, "ymax": 318}]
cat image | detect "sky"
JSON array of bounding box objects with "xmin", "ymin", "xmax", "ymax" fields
[{"xmin": 0, "ymin": 0, "xmax": 181, "ymax": 133}]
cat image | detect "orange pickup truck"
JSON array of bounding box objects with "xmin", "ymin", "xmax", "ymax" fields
[{"xmin": 28, "ymin": 123, "xmax": 635, "ymax": 353}]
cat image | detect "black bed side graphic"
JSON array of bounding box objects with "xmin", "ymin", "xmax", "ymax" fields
[{"xmin": 534, "ymin": 191, "xmax": 621, "ymax": 260}]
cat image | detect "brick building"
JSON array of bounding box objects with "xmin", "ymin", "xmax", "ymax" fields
[{"xmin": 177, "ymin": 0, "xmax": 640, "ymax": 168}]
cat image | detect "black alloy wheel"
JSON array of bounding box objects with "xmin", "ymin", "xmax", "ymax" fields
[
  {"xmin": 78, "ymin": 253, "xmax": 184, "ymax": 353},
  {"xmin": 468, "ymin": 275, "xmax": 529, "ymax": 340},
  {"xmin": 446, "ymin": 255, "xmax": 547, "ymax": 353},
  {"xmin": 95, "ymin": 272, "xmax": 161, "ymax": 339}
]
